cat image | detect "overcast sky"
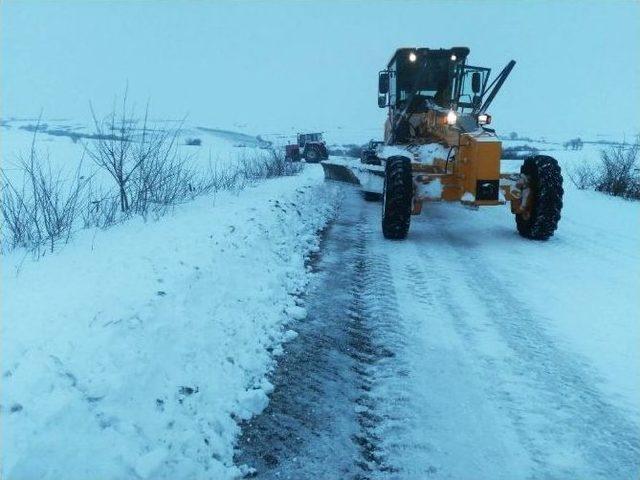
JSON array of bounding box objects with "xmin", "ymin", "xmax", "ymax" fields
[{"xmin": 2, "ymin": 0, "xmax": 639, "ymax": 138}]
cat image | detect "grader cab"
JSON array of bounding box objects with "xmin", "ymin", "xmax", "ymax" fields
[{"xmin": 367, "ymin": 47, "xmax": 563, "ymax": 240}]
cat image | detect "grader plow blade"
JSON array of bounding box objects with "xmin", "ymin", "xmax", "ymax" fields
[{"xmin": 321, "ymin": 160, "xmax": 361, "ymax": 185}]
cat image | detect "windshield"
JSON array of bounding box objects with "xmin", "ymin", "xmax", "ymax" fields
[
  {"xmin": 300, "ymin": 133, "xmax": 321, "ymax": 143},
  {"xmin": 397, "ymin": 57, "xmax": 452, "ymax": 107}
]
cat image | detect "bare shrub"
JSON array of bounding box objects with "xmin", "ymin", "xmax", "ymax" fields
[
  {"xmin": 566, "ymin": 162, "xmax": 596, "ymax": 190},
  {"xmin": 129, "ymin": 153, "xmax": 199, "ymax": 217},
  {"xmin": 567, "ymin": 138, "xmax": 639, "ymax": 199},
  {"xmin": 185, "ymin": 138, "xmax": 202, "ymax": 146},
  {"xmin": 85, "ymin": 92, "xmax": 188, "ymax": 213},
  {"xmin": 593, "ymin": 141, "xmax": 639, "ymax": 198},
  {"xmin": 236, "ymin": 149, "xmax": 302, "ymax": 183},
  {"xmin": 2, "ymin": 101, "xmax": 307, "ymax": 255},
  {"xmin": 1, "ymin": 125, "xmax": 91, "ymax": 253},
  {"xmin": 81, "ymin": 184, "xmax": 119, "ymax": 230}
]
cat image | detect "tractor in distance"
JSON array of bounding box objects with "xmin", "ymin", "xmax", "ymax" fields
[
  {"xmin": 285, "ymin": 132, "xmax": 329, "ymax": 163},
  {"xmin": 360, "ymin": 139, "xmax": 385, "ymax": 165},
  {"xmin": 375, "ymin": 47, "xmax": 563, "ymax": 240}
]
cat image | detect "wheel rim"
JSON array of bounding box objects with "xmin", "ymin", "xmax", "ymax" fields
[{"xmin": 520, "ymin": 174, "xmax": 536, "ymax": 221}]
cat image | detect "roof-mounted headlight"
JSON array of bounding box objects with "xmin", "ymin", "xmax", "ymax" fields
[{"xmin": 409, "ymin": 52, "xmax": 417, "ymax": 62}]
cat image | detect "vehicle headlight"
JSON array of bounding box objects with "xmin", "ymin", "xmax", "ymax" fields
[
  {"xmin": 478, "ymin": 114, "xmax": 492, "ymax": 125},
  {"xmin": 446, "ymin": 110, "xmax": 457, "ymax": 125},
  {"xmin": 409, "ymin": 52, "xmax": 417, "ymax": 62}
]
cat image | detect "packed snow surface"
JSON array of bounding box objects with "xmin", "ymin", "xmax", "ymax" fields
[{"xmin": 239, "ymin": 153, "xmax": 640, "ymax": 479}]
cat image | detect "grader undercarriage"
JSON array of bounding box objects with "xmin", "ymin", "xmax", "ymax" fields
[{"xmin": 323, "ymin": 47, "xmax": 563, "ymax": 241}]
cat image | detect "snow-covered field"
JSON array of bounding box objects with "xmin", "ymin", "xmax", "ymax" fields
[
  {"xmin": 2, "ymin": 122, "xmax": 639, "ymax": 479},
  {"xmin": 0, "ymin": 119, "xmax": 276, "ymax": 186}
]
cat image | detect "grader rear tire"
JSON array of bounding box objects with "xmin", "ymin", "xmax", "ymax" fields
[
  {"xmin": 382, "ymin": 156, "xmax": 413, "ymax": 239},
  {"xmin": 516, "ymin": 155, "xmax": 563, "ymax": 240}
]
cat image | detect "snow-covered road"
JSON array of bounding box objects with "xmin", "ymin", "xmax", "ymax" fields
[{"xmin": 237, "ymin": 181, "xmax": 640, "ymax": 479}]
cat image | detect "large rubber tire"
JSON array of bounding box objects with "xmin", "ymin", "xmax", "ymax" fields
[
  {"xmin": 516, "ymin": 155, "xmax": 563, "ymax": 240},
  {"xmin": 382, "ymin": 156, "xmax": 413, "ymax": 239},
  {"xmin": 305, "ymin": 147, "xmax": 320, "ymax": 163}
]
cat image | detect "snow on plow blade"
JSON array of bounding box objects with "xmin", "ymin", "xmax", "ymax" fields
[{"xmin": 321, "ymin": 160, "xmax": 361, "ymax": 185}]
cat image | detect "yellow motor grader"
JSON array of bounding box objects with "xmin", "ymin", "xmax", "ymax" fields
[{"xmin": 324, "ymin": 47, "xmax": 563, "ymax": 240}]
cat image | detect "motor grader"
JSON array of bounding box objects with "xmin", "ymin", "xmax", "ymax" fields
[{"xmin": 324, "ymin": 47, "xmax": 563, "ymax": 240}]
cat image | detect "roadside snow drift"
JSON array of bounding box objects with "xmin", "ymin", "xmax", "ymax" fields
[{"xmin": 1, "ymin": 166, "xmax": 338, "ymax": 479}]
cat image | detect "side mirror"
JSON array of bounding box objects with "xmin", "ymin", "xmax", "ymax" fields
[
  {"xmin": 471, "ymin": 72, "xmax": 481, "ymax": 94},
  {"xmin": 378, "ymin": 71, "xmax": 389, "ymax": 94},
  {"xmin": 378, "ymin": 94, "xmax": 387, "ymax": 108}
]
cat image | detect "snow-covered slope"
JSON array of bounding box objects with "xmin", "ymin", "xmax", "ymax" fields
[{"xmin": 1, "ymin": 166, "xmax": 339, "ymax": 479}]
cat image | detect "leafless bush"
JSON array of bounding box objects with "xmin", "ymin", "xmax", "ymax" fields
[
  {"xmin": 567, "ymin": 138, "xmax": 640, "ymax": 199},
  {"xmin": 2, "ymin": 102, "xmax": 306, "ymax": 255},
  {"xmin": 594, "ymin": 141, "xmax": 639, "ymax": 198},
  {"xmin": 85, "ymin": 92, "xmax": 188, "ymax": 213},
  {"xmin": 1, "ymin": 126, "xmax": 91, "ymax": 253},
  {"xmin": 237, "ymin": 149, "xmax": 302, "ymax": 181},
  {"xmin": 567, "ymin": 162, "xmax": 596, "ymax": 190},
  {"xmin": 81, "ymin": 184, "xmax": 119, "ymax": 229},
  {"xmin": 129, "ymin": 154, "xmax": 199, "ymax": 217}
]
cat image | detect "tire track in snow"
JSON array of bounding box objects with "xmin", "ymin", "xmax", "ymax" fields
[
  {"xmin": 235, "ymin": 188, "xmax": 410, "ymax": 479},
  {"xmin": 238, "ymin": 187, "xmax": 639, "ymax": 479},
  {"xmin": 419, "ymin": 217, "xmax": 640, "ymax": 479},
  {"xmin": 372, "ymin": 236, "xmax": 534, "ymax": 479}
]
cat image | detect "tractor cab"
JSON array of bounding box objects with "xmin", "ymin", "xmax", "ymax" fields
[{"xmin": 297, "ymin": 132, "xmax": 323, "ymax": 148}]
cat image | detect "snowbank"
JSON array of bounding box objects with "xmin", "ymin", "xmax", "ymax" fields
[{"xmin": 1, "ymin": 166, "xmax": 339, "ymax": 479}]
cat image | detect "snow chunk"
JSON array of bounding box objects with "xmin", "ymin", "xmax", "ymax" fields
[
  {"xmin": 423, "ymin": 178, "xmax": 443, "ymax": 199},
  {"xmin": 283, "ymin": 329, "xmax": 299, "ymax": 341},
  {"xmin": 461, "ymin": 191, "xmax": 475, "ymax": 202},
  {"xmin": 236, "ymin": 388, "xmax": 269, "ymax": 420},
  {"xmin": 285, "ymin": 305, "xmax": 308, "ymax": 320},
  {"xmin": 377, "ymin": 143, "xmax": 450, "ymax": 166},
  {"xmin": 417, "ymin": 143, "xmax": 450, "ymax": 164},
  {"xmin": 134, "ymin": 449, "xmax": 167, "ymax": 479}
]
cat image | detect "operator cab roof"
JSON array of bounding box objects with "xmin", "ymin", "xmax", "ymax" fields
[{"xmin": 387, "ymin": 47, "xmax": 470, "ymax": 68}]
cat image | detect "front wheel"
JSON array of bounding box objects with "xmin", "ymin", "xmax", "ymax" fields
[
  {"xmin": 516, "ymin": 155, "xmax": 564, "ymax": 240},
  {"xmin": 382, "ymin": 156, "xmax": 413, "ymax": 239}
]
